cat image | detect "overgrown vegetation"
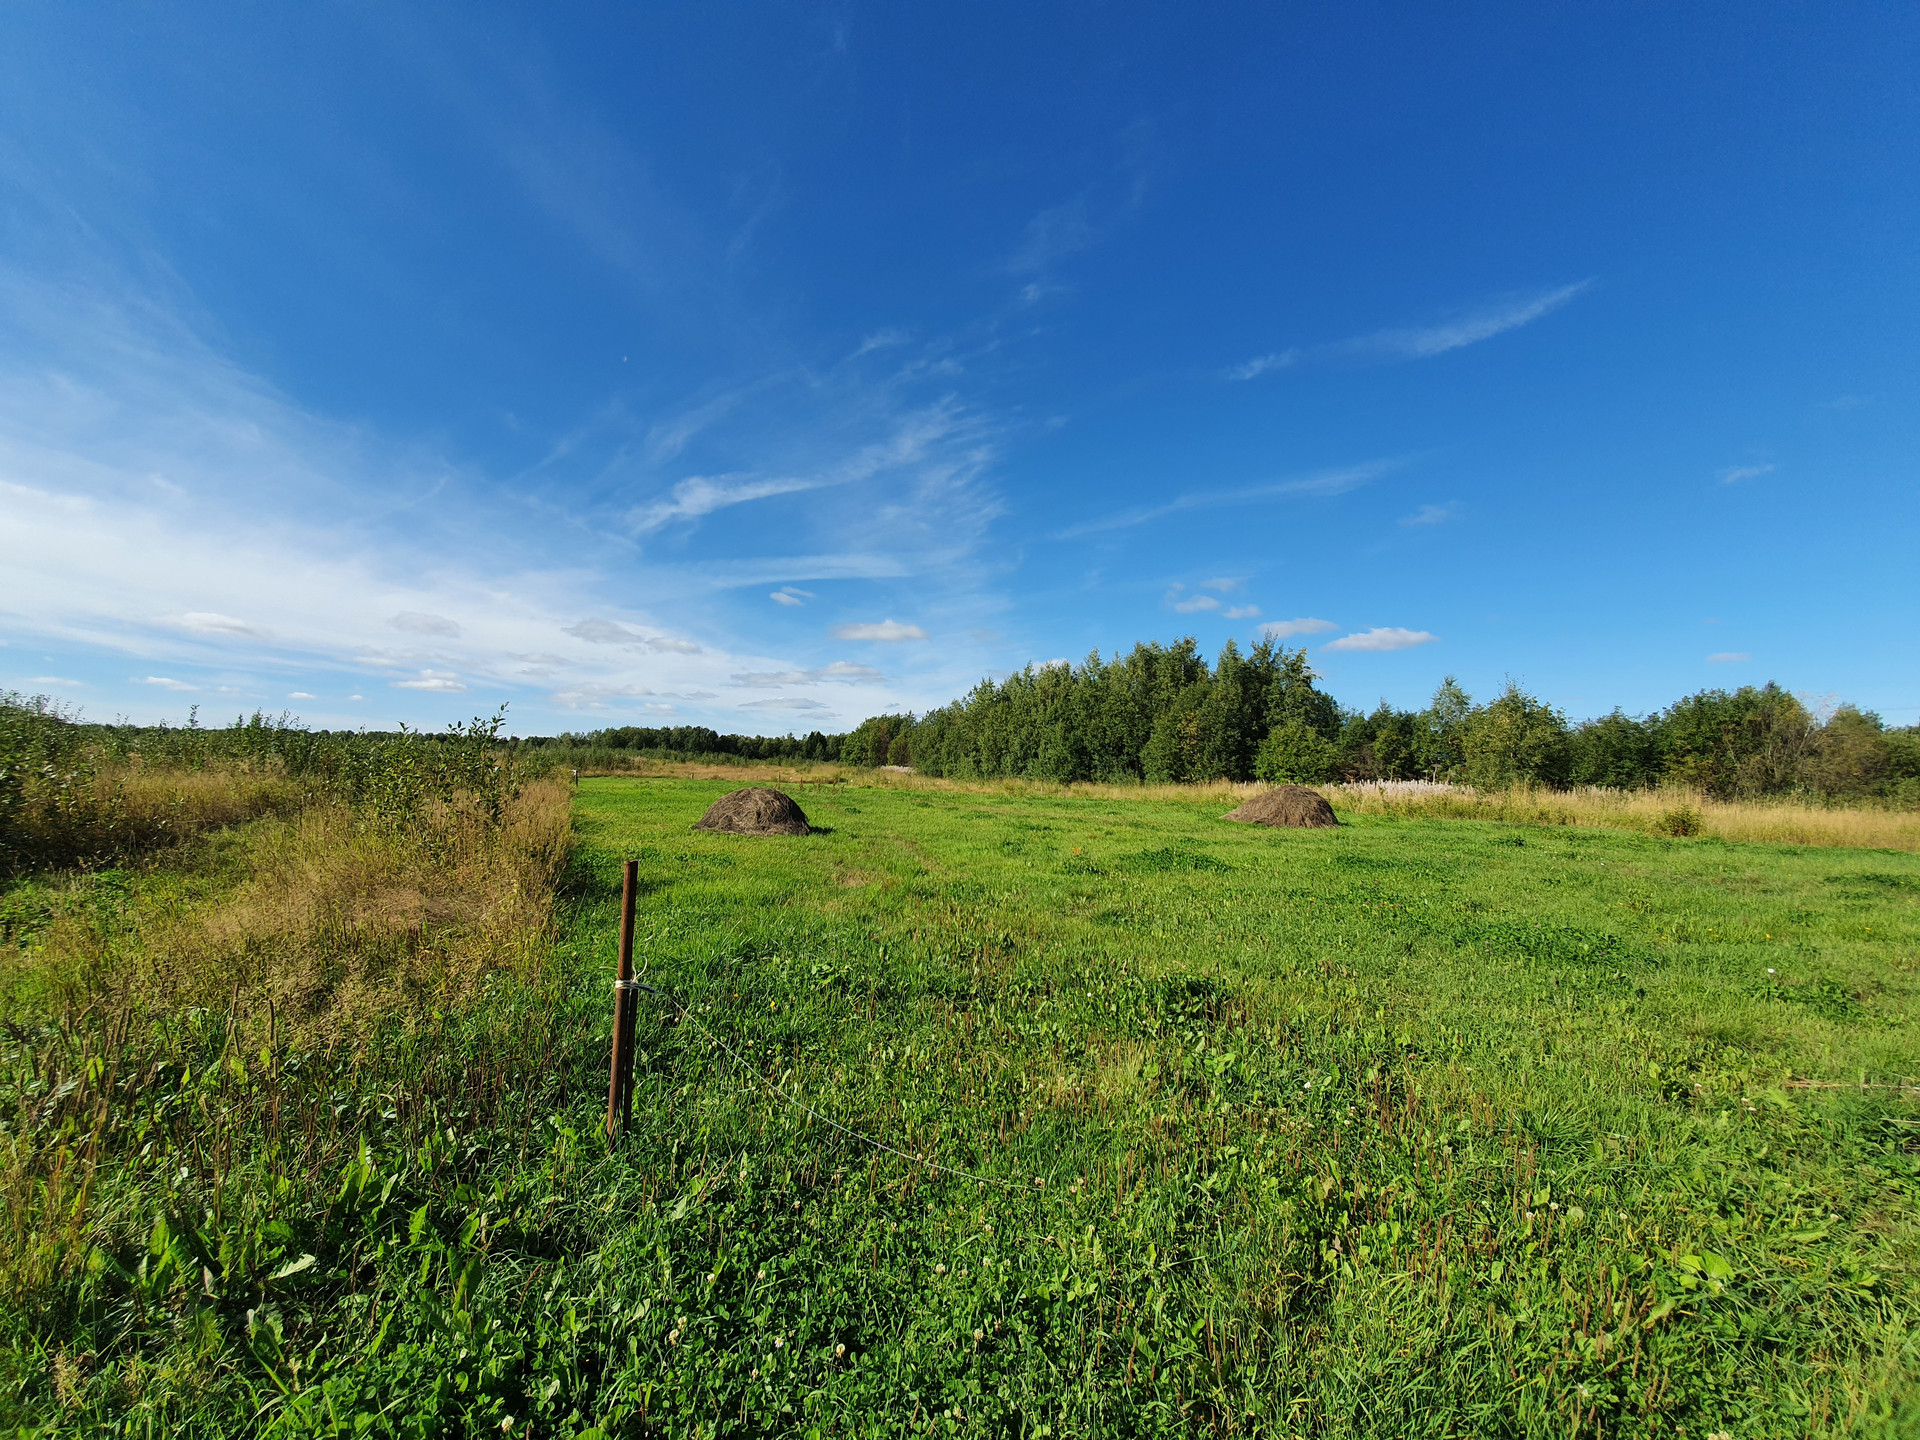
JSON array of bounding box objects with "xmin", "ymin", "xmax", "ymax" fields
[
  {"xmin": 833, "ymin": 642, "xmax": 1919, "ymax": 801},
  {"xmin": 5, "ymin": 765, "xmax": 1916, "ymax": 1435}
]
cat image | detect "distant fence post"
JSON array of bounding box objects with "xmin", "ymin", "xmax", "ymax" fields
[{"xmin": 606, "ymin": 858, "xmax": 639, "ymax": 1140}]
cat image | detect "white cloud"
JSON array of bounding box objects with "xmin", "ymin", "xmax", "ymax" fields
[
  {"xmin": 24, "ymin": 676, "xmax": 83, "ymax": 687},
  {"xmin": 135, "ymin": 675, "xmax": 194, "ymax": 690},
  {"xmin": 1199, "ymin": 577, "xmax": 1243, "ymax": 592},
  {"xmin": 1258, "ymin": 618, "xmax": 1337, "ymax": 640},
  {"xmin": 550, "ymin": 682, "xmax": 670, "ymax": 710},
  {"xmin": 389, "ymin": 611, "xmax": 462, "ymax": 637},
  {"xmin": 1172, "ymin": 594, "xmax": 1220, "ymax": 614},
  {"xmin": 1399, "ymin": 503, "xmax": 1458, "ymax": 527},
  {"xmin": 1719, "ymin": 464, "xmax": 1774, "ymax": 485},
  {"xmin": 1224, "ymin": 350, "xmax": 1298, "ymax": 382},
  {"xmin": 739, "ymin": 696, "xmax": 833, "ymax": 711},
  {"xmin": 1008, "ymin": 195, "xmax": 1096, "ymax": 275},
  {"xmin": 1223, "ymin": 605, "xmax": 1260, "ymax": 620},
  {"xmin": 174, "ymin": 611, "xmax": 255, "ymax": 636},
  {"xmin": 288, "ymin": 691, "xmax": 315, "ymax": 699},
  {"xmin": 563, "ymin": 619, "xmax": 702, "ymax": 654},
  {"xmin": 852, "ymin": 328, "xmax": 910, "ymax": 358},
  {"xmin": 1346, "ymin": 282, "xmax": 1592, "ymax": 361},
  {"xmin": 1325, "ymin": 627, "xmax": 1438, "ymax": 653},
  {"xmin": 730, "ymin": 661, "xmax": 883, "ymax": 687},
  {"xmin": 1706, "ymin": 651, "xmax": 1751, "ymax": 664},
  {"xmin": 831, "ymin": 619, "xmax": 927, "ymax": 642},
  {"xmin": 1059, "ymin": 460, "xmax": 1399, "ymax": 539},
  {"xmin": 769, "ymin": 585, "xmax": 814, "ymax": 607},
  {"xmin": 628, "ymin": 473, "xmax": 820, "ymax": 534},
  {"xmin": 1231, "ymin": 283, "xmax": 1591, "ymax": 380},
  {"xmin": 394, "ymin": 671, "xmax": 468, "ymax": 692}
]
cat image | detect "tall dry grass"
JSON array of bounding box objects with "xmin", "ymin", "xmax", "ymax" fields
[
  {"xmin": 16, "ymin": 775, "xmax": 573, "ymax": 1047},
  {"xmin": 589, "ymin": 760, "xmax": 1920, "ymax": 851}
]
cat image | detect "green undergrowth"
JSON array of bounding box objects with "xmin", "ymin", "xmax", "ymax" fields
[{"xmin": 4, "ymin": 779, "xmax": 1920, "ymax": 1436}]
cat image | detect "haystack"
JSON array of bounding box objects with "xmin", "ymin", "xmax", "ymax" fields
[
  {"xmin": 693, "ymin": 787, "xmax": 812, "ymax": 836},
  {"xmin": 1222, "ymin": 785, "xmax": 1338, "ymax": 828}
]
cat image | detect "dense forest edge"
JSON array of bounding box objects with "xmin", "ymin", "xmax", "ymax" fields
[{"xmin": 571, "ymin": 638, "xmax": 1916, "ymax": 803}]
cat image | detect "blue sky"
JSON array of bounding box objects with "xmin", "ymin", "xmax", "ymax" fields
[{"xmin": 3, "ymin": 3, "xmax": 1915, "ymax": 734}]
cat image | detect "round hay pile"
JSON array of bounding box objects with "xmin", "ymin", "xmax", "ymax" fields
[
  {"xmin": 1222, "ymin": 785, "xmax": 1338, "ymax": 829},
  {"xmin": 694, "ymin": 787, "xmax": 812, "ymax": 836}
]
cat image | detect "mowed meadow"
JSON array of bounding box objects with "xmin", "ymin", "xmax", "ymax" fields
[{"xmin": 4, "ymin": 764, "xmax": 1920, "ymax": 1436}]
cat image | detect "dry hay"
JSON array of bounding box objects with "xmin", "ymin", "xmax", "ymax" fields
[
  {"xmin": 1222, "ymin": 785, "xmax": 1339, "ymax": 829},
  {"xmin": 693, "ymin": 786, "xmax": 812, "ymax": 836}
]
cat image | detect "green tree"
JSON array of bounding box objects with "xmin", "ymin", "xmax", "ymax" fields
[
  {"xmin": 1253, "ymin": 719, "xmax": 1339, "ymax": 784},
  {"xmin": 1460, "ymin": 682, "xmax": 1571, "ymax": 789},
  {"xmin": 1568, "ymin": 710, "xmax": 1661, "ymax": 788}
]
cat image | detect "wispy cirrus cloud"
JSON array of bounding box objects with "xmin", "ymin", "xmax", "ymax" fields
[
  {"xmin": 629, "ymin": 473, "xmax": 820, "ymax": 534},
  {"xmin": 1057, "ymin": 459, "xmax": 1398, "ymax": 539},
  {"xmin": 1226, "ymin": 281, "xmax": 1592, "ymax": 380},
  {"xmin": 1707, "ymin": 651, "xmax": 1751, "ymax": 664},
  {"xmin": 1399, "ymin": 502, "xmax": 1459, "ymax": 527},
  {"xmin": 769, "ymin": 585, "xmax": 814, "ymax": 607},
  {"xmin": 1325, "ymin": 626, "xmax": 1438, "ymax": 653},
  {"xmin": 1224, "ymin": 350, "xmax": 1298, "ymax": 382},
  {"xmin": 1719, "ymin": 464, "xmax": 1774, "ymax": 485}
]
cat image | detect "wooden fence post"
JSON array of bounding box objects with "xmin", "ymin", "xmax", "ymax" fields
[{"xmin": 606, "ymin": 858, "xmax": 639, "ymax": 1140}]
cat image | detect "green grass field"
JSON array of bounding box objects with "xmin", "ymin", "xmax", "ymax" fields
[
  {"xmin": 549, "ymin": 777, "xmax": 1920, "ymax": 1437},
  {"xmin": 6, "ymin": 774, "xmax": 1919, "ymax": 1437}
]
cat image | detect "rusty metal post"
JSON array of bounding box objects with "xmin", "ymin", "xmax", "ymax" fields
[{"xmin": 605, "ymin": 859, "xmax": 639, "ymax": 1139}]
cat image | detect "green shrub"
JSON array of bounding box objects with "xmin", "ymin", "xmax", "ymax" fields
[{"xmin": 1254, "ymin": 718, "xmax": 1338, "ymax": 784}]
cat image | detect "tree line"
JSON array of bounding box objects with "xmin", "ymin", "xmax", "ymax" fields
[{"xmin": 835, "ymin": 639, "xmax": 1920, "ymax": 801}]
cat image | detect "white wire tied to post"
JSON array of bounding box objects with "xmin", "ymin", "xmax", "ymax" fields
[{"xmin": 626, "ymin": 979, "xmax": 1012, "ymax": 1191}]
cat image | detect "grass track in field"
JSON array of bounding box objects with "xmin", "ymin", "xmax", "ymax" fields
[{"xmin": 552, "ymin": 776, "xmax": 1920, "ymax": 1437}]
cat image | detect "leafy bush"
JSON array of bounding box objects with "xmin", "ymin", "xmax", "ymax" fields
[{"xmin": 1254, "ymin": 718, "xmax": 1339, "ymax": 783}]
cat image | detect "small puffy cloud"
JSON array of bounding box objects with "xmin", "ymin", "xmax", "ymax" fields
[
  {"xmin": 389, "ymin": 611, "xmax": 462, "ymax": 637},
  {"xmin": 1399, "ymin": 503, "xmax": 1458, "ymax": 527},
  {"xmin": 1172, "ymin": 594, "xmax": 1220, "ymax": 614},
  {"xmin": 770, "ymin": 586, "xmax": 814, "ymax": 607},
  {"xmin": 1719, "ymin": 464, "xmax": 1774, "ymax": 485},
  {"xmin": 1707, "ymin": 652, "xmax": 1751, "ymax": 664},
  {"xmin": 26, "ymin": 676, "xmax": 82, "ymax": 687},
  {"xmin": 1258, "ymin": 618, "xmax": 1337, "ymax": 640},
  {"xmin": 1225, "ymin": 350, "xmax": 1298, "ymax": 382},
  {"xmin": 136, "ymin": 675, "xmax": 195, "ymax": 690},
  {"xmin": 175, "ymin": 612, "xmax": 254, "ymax": 636},
  {"xmin": 394, "ymin": 671, "xmax": 468, "ymax": 692},
  {"xmin": 1200, "ymin": 577, "xmax": 1243, "ymax": 592},
  {"xmin": 564, "ymin": 619, "xmax": 701, "ymax": 654},
  {"xmin": 1223, "ymin": 605, "xmax": 1260, "ymax": 620},
  {"xmin": 1325, "ymin": 627, "xmax": 1438, "ymax": 653},
  {"xmin": 288, "ymin": 691, "xmax": 315, "ymax": 699},
  {"xmin": 831, "ymin": 619, "xmax": 927, "ymax": 642},
  {"xmin": 731, "ymin": 661, "xmax": 883, "ymax": 687}
]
